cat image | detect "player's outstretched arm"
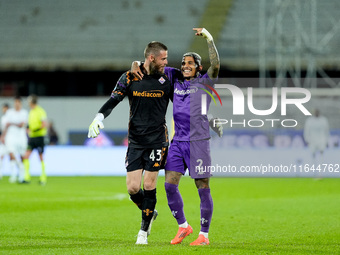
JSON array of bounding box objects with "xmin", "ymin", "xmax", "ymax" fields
[
  {"xmin": 88, "ymin": 72, "xmax": 129, "ymax": 138},
  {"xmin": 87, "ymin": 97, "xmax": 121, "ymax": 138},
  {"xmin": 193, "ymin": 28, "xmax": 220, "ymax": 79}
]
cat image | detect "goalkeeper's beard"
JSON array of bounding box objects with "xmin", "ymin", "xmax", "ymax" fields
[{"xmin": 150, "ymin": 61, "xmax": 164, "ymax": 75}]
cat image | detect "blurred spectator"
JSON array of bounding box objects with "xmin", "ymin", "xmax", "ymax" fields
[
  {"xmin": 0, "ymin": 103, "xmax": 10, "ymax": 179},
  {"xmin": 48, "ymin": 120, "xmax": 59, "ymax": 145}
]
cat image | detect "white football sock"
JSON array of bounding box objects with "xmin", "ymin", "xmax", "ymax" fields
[
  {"xmin": 199, "ymin": 231, "xmax": 209, "ymax": 238},
  {"xmin": 9, "ymin": 160, "xmax": 17, "ymax": 182},
  {"xmin": 179, "ymin": 221, "xmax": 189, "ymax": 228}
]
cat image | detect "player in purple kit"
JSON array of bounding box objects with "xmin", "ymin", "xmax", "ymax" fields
[
  {"xmin": 132, "ymin": 28, "xmax": 221, "ymax": 245},
  {"xmin": 165, "ymin": 28, "xmax": 220, "ymax": 246}
]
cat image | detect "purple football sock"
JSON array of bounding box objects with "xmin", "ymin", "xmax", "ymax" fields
[
  {"xmin": 164, "ymin": 182, "xmax": 186, "ymax": 225},
  {"xmin": 198, "ymin": 188, "xmax": 213, "ymax": 233}
]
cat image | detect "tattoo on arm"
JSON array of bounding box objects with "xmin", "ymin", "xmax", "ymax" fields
[{"xmin": 207, "ymin": 40, "xmax": 220, "ymax": 79}]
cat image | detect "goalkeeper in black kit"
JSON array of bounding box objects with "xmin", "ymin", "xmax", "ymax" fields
[{"xmin": 88, "ymin": 41, "xmax": 172, "ymax": 245}]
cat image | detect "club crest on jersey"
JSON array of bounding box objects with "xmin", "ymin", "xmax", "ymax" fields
[{"xmin": 158, "ymin": 77, "xmax": 166, "ymax": 84}]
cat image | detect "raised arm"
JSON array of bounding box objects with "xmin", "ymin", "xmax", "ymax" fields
[{"xmin": 193, "ymin": 28, "xmax": 220, "ymax": 79}]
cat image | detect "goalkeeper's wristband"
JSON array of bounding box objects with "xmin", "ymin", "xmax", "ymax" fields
[{"xmin": 94, "ymin": 113, "xmax": 104, "ymax": 122}]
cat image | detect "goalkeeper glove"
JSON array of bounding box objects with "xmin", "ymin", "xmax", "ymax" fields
[
  {"xmin": 88, "ymin": 113, "xmax": 104, "ymax": 138},
  {"xmin": 208, "ymin": 114, "xmax": 223, "ymax": 137}
]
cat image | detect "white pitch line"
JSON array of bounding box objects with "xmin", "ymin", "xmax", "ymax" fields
[{"xmin": 23, "ymin": 193, "xmax": 129, "ymax": 202}]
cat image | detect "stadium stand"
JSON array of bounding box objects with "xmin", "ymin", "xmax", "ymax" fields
[
  {"xmin": 0, "ymin": 0, "xmax": 208, "ymax": 71},
  {"xmin": 1, "ymin": 0, "xmax": 340, "ymax": 74}
]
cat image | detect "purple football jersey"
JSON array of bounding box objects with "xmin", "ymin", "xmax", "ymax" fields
[{"xmin": 164, "ymin": 67, "xmax": 213, "ymax": 141}]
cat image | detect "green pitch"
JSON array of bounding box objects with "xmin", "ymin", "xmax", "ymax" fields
[{"xmin": 0, "ymin": 176, "xmax": 339, "ymax": 254}]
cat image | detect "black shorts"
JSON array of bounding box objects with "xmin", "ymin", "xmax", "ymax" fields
[
  {"xmin": 27, "ymin": 136, "xmax": 45, "ymax": 154},
  {"xmin": 125, "ymin": 146, "xmax": 168, "ymax": 172}
]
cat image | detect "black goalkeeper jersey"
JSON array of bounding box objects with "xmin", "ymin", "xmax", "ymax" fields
[{"xmin": 101, "ymin": 71, "xmax": 173, "ymax": 148}]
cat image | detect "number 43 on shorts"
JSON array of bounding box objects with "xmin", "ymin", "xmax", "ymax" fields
[{"xmin": 149, "ymin": 149, "xmax": 162, "ymax": 161}]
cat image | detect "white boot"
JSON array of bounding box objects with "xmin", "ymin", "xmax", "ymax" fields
[{"xmin": 135, "ymin": 230, "xmax": 148, "ymax": 244}]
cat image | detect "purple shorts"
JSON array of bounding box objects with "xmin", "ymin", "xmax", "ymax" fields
[{"xmin": 165, "ymin": 139, "xmax": 212, "ymax": 179}]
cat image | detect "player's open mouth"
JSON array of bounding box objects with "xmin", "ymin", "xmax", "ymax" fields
[{"xmin": 183, "ymin": 69, "xmax": 192, "ymax": 74}]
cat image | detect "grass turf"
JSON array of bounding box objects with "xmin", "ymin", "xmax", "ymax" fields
[{"xmin": 0, "ymin": 176, "xmax": 339, "ymax": 254}]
